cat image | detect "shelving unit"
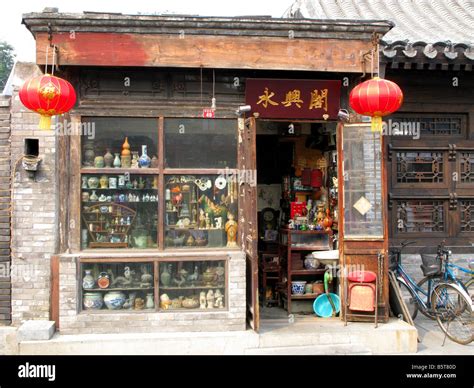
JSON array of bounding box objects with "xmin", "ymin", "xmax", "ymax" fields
[{"xmin": 279, "ymin": 228, "xmax": 333, "ymax": 313}]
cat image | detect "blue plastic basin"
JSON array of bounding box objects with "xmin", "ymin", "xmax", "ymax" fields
[{"xmin": 313, "ymin": 293, "xmax": 341, "ymax": 317}]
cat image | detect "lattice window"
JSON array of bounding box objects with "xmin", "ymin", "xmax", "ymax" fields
[
  {"xmin": 460, "ymin": 152, "xmax": 474, "ymax": 183},
  {"xmin": 460, "ymin": 200, "xmax": 474, "ymax": 232},
  {"xmin": 389, "ymin": 115, "xmax": 464, "ymax": 136},
  {"xmin": 396, "ymin": 152, "xmax": 444, "ymax": 183},
  {"xmin": 396, "ymin": 200, "xmax": 444, "ymax": 233}
]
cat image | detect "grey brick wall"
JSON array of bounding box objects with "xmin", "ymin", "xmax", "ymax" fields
[
  {"xmin": 0, "ymin": 96, "xmax": 11, "ymax": 325},
  {"xmin": 59, "ymin": 252, "xmax": 247, "ymax": 334},
  {"xmin": 9, "ymin": 63, "xmax": 57, "ymax": 325}
]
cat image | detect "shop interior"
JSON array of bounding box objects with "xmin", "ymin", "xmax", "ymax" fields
[{"xmin": 255, "ymin": 120, "xmax": 340, "ymax": 319}]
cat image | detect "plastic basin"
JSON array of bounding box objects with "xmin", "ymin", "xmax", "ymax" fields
[{"xmin": 313, "ymin": 293, "xmax": 340, "ymax": 317}]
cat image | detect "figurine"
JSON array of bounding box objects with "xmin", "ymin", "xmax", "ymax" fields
[
  {"xmin": 214, "ymin": 289, "xmax": 224, "ymax": 308},
  {"xmin": 131, "ymin": 152, "xmax": 139, "ymax": 168},
  {"xmin": 187, "ymin": 266, "xmax": 199, "ymax": 284},
  {"xmin": 205, "ymin": 213, "xmax": 211, "ymax": 229},
  {"xmin": 214, "ymin": 216, "xmax": 222, "ymax": 229},
  {"xmin": 200, "ymin": 291, "xmax": 207, "ymax": 309},
  {"xmin": 225, "ymin": 213, "xmax": 238, "ymax": 247},
  {"xmin": 172, "ymin": 274, "xmax": 186, "ymax": 288},
  {"xmin": 159, "ymin": 294, "xmax": 171, "ymax": 310},
  {"xmin": 199, "ymin": 209, "xmax": 206, "ymax": 228},
  {"xmin": 134, "ymin": 297, "xmax": 145, "ymax": 310},
  {"xmin": 206, "ymin": 290, "xmax": 215, "ymax": 309},
  {"xmin": 109, "ymin": 266, "xmax": 135, "ymax": 288},
  {"xmin": 140, "ymin": 265, "xmax": 153, "ymax": 288}
]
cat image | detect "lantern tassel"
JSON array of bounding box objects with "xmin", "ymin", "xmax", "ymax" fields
[
  {"xmin": 371, "ymin": 116, "xmax": 383, "ymax": 133},
  {"xmin": 39, "ymin": 115, "xmax": 52, "ymax": 130}
]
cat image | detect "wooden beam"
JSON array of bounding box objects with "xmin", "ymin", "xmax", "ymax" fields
[
  {"xmin": 50, "ymin": 255, "xmax": 59, "ymax": 328},
  {"xmin": 37, "ymin": 32, "xmax": 371, "ymax": 73}
]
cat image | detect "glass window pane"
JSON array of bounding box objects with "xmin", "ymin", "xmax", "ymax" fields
[
  {"xmin": 81, "ymin": 117, "xmax": 158, "ymax": 168},
  {"xmin": 159, "ymin": 260, "xmax": 226, "ymax": 310},
  {"xmin": 164, "ymin": 174, "xmax": 239, "ymax": 248},
  {"xmin": 343, "ymin": 125, "xmax": 383, "ymax": 238},
  {"xmin": 81, "ymin": 173, "xmax": 158, "ymax": 249},
  {"xmin": 164, "ymin": 118, "xmax": 237, "ymax": 168},
  {"xmin": 81, "ymin": 262, "xmax": 154, "ymax": 311}
]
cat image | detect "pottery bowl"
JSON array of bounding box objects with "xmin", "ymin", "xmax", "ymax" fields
[
  {"xmin": 291, "ymin": 281, "xmax": 307, "ymax": 295},
  {"xmin": 182, "ymin": 298, "xmax": 199, "ymax": 309}
]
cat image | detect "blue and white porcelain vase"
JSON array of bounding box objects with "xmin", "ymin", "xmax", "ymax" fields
[
  {"xmin": 83, "ymin": 292, "xmax": 103, "ymax": 310},
  {"xmin": 138, "ymin": 145, "xmax": 151, "ymax": 168},
  {"xmin": 82, "ymin": 270, "xmax": 95, "ymax": 289}
]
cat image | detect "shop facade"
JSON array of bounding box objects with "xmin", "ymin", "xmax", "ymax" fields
[{"xmin": 12, "ymin": 10, "xmax": 392, "ymax": 333}]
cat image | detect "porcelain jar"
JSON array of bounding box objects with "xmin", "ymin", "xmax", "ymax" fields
[
  {"xmin": 83, "ymin": 292, "xmax": 103, "ymax": 310},
  {"xmin": 104, "ymin": 291, "xmax": 126, "ymax": 310}
]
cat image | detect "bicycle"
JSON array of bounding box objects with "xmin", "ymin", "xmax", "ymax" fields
[
  {"xmin": 389, "ymin": 241, "xmax": 473, "ymax": 345},
  {"xmin": 416, "ymin": 241, "xmax": 474, "ymax": 319}
]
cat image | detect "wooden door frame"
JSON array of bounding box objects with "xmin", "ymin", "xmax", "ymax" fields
[
  {"xmin": 338, "ymin": 123, "xmax": 390, "ymax": 322},
  {"xmin": 238, "ymin": 116, "xmax": 259, "ymax": 331}
]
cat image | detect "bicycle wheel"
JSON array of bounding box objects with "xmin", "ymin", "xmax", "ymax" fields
[
  {"xmin": 397, "ymin": 281, "xmax": 418, "ymax": 321},
  {"xmin": 417, "ymin": 276, "xmax": 441, "ymax": 320},
  {"xmin": 467, "ymin": 279, "xmax": 473, "ymax": 303},
  {"xmin": 431, "ymin": 283, "xmax": 473, "ymax": 345}
]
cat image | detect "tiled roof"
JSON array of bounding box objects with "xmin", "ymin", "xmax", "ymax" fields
[{"xmin": 285, "ymin": 0, "xmax": 474, "ymax": 63}]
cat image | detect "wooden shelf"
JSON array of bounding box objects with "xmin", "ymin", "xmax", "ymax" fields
[
  {"xmin": 160, "ymin": 285, "xmax": 225, "ymax": 290},
  {"xmin": 81, "ymin": 168, "xmax": 159, "ymax": 175},
  {"xmin": 83, "ymin": 287, "xmax": 154, "ymax": 292},
  {"xmin": 283, "ymin": 246, "xmax": 331, "ymax": 251},
  {"xmin": 290, "ymin": 293, "xmax": 322, "ymax": 300},
  {"xmin": 82, "ymin": 188, "xmax": 158, "ymax": 191},
  {"xmin": 291, "ymin": 269, "xmax": 326, "ymax": 275}
]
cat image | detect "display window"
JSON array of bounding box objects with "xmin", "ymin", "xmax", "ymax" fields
[{"xmin": 164, "ymin": 174, "xmax": 238, "ymax": 249}]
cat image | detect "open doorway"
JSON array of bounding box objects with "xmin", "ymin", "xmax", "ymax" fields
[{"xmin": 255, "ymin": 120, "xmax": 340, "ymax": 320}]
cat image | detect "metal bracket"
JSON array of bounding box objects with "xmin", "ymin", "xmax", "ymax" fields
[
  {"xmin": 449, "ymin": 193, "xmax": 458, "ymax": 210},
  {"xmin": 448, "ymin": 144, "xmax": 457, "ymax": 161},
  {"xmin": 387, "ymin": 143, "xmax": 393, "ymax": 161},
  {"xmin": 388, "ymin": 192, "xmax": 393, "ymax": 210}
]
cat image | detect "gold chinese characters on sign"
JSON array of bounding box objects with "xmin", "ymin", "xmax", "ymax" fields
[
  {"xmin": 257, "ymin": 87, "xmax": 329, "ymax": 111},
  {"xmin": 245, "ymin": 79, "xmax": 341, "ymax": 119}
]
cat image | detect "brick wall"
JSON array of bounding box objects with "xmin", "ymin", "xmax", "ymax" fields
[
  {"xmin": 10, "ymin": 63, "xmax": 57, "ymax": 325},
  {"xmin": 59, "ymin": 252, "xmax": 247, "ymax": 334},
  {"xmin": 0, "ymin": 96, "xmax": 11, "ymax": 325}
]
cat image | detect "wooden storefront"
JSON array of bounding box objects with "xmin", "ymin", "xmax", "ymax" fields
[{"xmin": 21, "ymin": 11, "xmax": 393, "ymax": 332}]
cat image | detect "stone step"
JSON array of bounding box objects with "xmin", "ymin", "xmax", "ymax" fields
[{"xmin": 245, "ymin": 343, "xmax": 372, "ymax": 355}]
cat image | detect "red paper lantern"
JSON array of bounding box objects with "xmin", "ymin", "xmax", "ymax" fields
[
  {"xmin": 349, "ymin": 77, "xmax": 403, "ymax": 132},
  {"xmin": 19, "ymin": 74, "xmax": 76, "ymax": 130}
]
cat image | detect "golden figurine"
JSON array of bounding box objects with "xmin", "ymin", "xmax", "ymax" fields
[{"xmin": 225, "ymin": 213, "xmax": 238, "ymax": 247}]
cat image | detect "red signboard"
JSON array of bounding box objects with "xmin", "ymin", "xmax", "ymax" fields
[{"xmin": 245, "ymin": 79, "xmax": 341, "ymax": 120}]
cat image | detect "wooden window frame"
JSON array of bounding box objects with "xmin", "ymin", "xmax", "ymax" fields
[{"xmin": 72, "ymin": 115, "xmax": 240, "ymax": 253}]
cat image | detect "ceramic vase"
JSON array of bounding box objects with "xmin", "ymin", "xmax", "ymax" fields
[
  {"xmin": 138, "ymin": 145, "xmax": 151, "ymax": 168},
  {"xmin": 83, "ymin": 141, "xmax": 95, "ymax": 167},
  {"xmin": 113, "ymin": 153, "xmax": 121, "ymax": 168},
  {"xmin": 145, "ymin": 293, "xmax": 155, "ymax": 309},
  {"xmin": 99, "ymin": 175, "xmax": 108, "ymax": 189},
  {"xmin": 104, "ymin": 149, "xmax": 114, "ymax": 168},
  {"xmin": 87, "ymin": 177, "xmax": 99, "ymax": 189},
  {"xmin": 82, "ymin": 270, "xmax": 95, "ymax": 289},
  {"xmin": 94, "ymin": 156, "xmax": 105, "ymax": 168},
  {"xmin": 89, "ymin": 190, "xmax": 98, "ymax": 202},
  {"xmin": 160, "ymin": 264, "xmax": 171, "ymax": 286},
  {"xmin": 81, "ymin": 176, "xmax": 88, "ymax": 189}
]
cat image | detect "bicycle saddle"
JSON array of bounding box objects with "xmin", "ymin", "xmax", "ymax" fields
[{"xmin": 420, "ymin": 263, "xmax": 441, "ymax": 277}]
